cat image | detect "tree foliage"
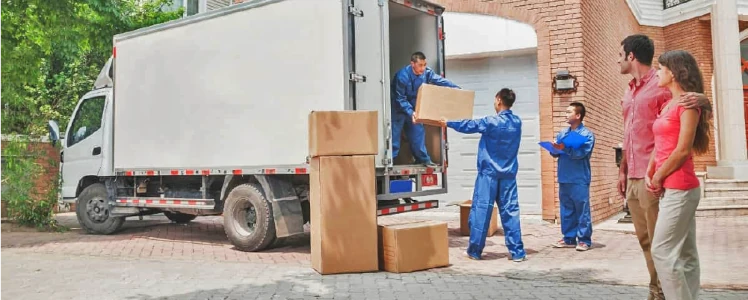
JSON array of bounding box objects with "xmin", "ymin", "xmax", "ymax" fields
[{"xmin": 2, "ymin": 0, "xmax": 184, "ymax": 135}]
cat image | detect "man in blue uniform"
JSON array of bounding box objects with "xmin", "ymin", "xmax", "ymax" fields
[
  {"xmin": 391, "ymin": 51, "xmax": 460, "ymax": 166},
  {"xmin": 550, "ymin": 102, "xmax": 596, "ymax": 251},
  {"xmin": 439, "ymin": 88, "xmax": 527, "ymax": 262}
]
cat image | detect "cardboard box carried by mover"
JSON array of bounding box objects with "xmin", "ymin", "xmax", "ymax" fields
[
  {"xmin": 378, "ymin": 220, "xmax": 449, "ymax": 273},
  {"xmin": 459, "ymin": 200, "xmax": 500, "ymax": 237},
  {"xmin": 308, "ymin": 111, "xmax": 378, "ymax": 157},
  {"xmin": 414, "ymin": 84, "xmax": 475, "ymax": 126},
  {"xmin": 310, "ymin": 155, "xmax": 378, "ymax": 275}
]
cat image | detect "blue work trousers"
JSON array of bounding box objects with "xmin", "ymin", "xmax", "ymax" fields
[
  {"xmin": 467, "ymin": 173, "xmax": 526, "ymax": 260},
  {"xmin": 391, "ymin": 112, "xmax": 431, "ymax": 163},
  {"xmin": 559, "ymin": 183, "xmax": 592, "ymax": 245}
]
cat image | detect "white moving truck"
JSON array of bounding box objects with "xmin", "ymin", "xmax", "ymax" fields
[{"xmin": 48, "ymin": 0, "xmax": 452, "ymax": 251}]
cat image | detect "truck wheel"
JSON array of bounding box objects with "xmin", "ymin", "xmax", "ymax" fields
[
  {"xmin": 223, "ymin": 183, "xmax": 276, "ymax": 252},
  {"xmin": 76, "ymin": 183, "xmax": 124, "ymax": 234},
  {"xmin": 164, "ymin": 212, "xmax": 197, "ymax": 224}
]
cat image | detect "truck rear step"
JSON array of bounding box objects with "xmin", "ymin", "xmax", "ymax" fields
[{"xmin": 377, "ymin": 200, "xmax": 439, "ymax": 216}]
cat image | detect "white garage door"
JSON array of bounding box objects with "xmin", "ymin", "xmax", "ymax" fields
[{"xmin": 442, "ymin": 54, "xmax": 542, "ymax": 215}]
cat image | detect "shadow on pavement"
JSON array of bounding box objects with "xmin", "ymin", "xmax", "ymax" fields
[{"xmin": 120, "ymin": 271, "xmax": 748, "ymax": 300}]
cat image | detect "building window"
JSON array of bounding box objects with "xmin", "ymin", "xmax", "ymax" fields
[
  {"xmin": 186, "ymin": 0, "xmax": 200, "ymax": 16},
  {"xmin": 664, "ymin": 0, "xmax": 692, "ymax": 10}
]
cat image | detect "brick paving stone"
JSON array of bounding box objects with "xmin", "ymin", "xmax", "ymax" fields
[
  {"xmin": 2, "ymin": 210, "xmax": 748, "ymax": 299},
  {"xmin": 4, "ymin": 251, "xmax": 743, "ymax": 300}
]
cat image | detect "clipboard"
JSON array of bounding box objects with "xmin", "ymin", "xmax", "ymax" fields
[{"xmin": 538, "ymin": 141, "xmax": 563, "ymax": 155}]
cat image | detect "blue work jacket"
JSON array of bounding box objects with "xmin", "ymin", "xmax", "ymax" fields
[
  {"xmin": 447, "ymin": 110, "xmax": 522, "ymax": 179},
  {"xmin": 553, "ymin": 124, "xmax": 595, "ymax": 185},
  {"xmin": 390, "ymin": 65, "xmax": 459, "ymax": 116}
]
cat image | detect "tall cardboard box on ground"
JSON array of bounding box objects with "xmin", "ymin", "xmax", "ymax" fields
[
  {"xmin": 459, "ymin": 200, "xmax": 500, "ymax": 237},
  {"xmin": 414, "ymin": 84, "xmax": 475, "ymax": 126},
  {"xmin": 310, "ymin": 155, "xmax": 378, "ymax": 275},
  {"xmin": 308, "ymin": 110, "xmax": 379, "ymax": 274},
  {"xmin": 308, "ymin": 110, "xmax": 378, "ymax": 157},
  {"xmin": 378, "ymin": 220, "xmax": 449, "ymax": 273}
]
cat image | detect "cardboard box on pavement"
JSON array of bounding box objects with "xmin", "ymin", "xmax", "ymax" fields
[
  {"xmin": 378, "ymin": 220, "xmax": 449, "ymax": 273},
  {"xmin": 308, "ymin": 111, "xmax": 378, "ymax": 157},
  {"xmin": 459, "ymin": 200, "xmax": 500, "ymax": 237},
  {"xmin": 414, "ymin": 84, "xmax": 475, "ymax": 126},
  {"xmin": 310, "ymin": 155, "xmax": 378, "ymax": 275}
]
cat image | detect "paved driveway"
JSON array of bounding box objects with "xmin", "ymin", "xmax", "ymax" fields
[{"xmin": 2, "ymin": 209, "xmax": 747, "ymax": 299}]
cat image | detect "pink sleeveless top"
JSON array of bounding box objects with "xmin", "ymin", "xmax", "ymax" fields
[{"xmin": 652, "ymin": 104, "xmax": 700, "ymax": 190}]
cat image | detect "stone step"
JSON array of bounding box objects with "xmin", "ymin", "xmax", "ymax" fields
[
  {"xmin": 696, "ymin": 205, "xmax": 748, "ymax": 217},
  {"xmin": 698, "ymin": 196, "xmax": 748, "ymax": 207},
  {"xmin": 704, "ymin": 179, "xmax": 748, "ymax": 189},
  {"xmin": 704, "ymin": 187, "xmax": 748, "ymax": 198}
]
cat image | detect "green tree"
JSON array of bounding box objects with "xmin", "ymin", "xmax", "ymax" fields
[
  {"xmin": 1, "ymin": 0, "xmax": 183, "ymax": 135},
  {"xmin": 1, "ymin": 0, "xmax": 183, "ymax": 229}
]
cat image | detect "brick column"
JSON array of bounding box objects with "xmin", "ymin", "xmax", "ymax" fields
[{"xmin": 709, "ymin": 0, "xmax": 748, "ymax": 179}]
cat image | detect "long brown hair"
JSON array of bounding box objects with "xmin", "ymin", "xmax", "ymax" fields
[{"xmin": 657, "ymin": 50, "xmax": 712, "ymax": 155}]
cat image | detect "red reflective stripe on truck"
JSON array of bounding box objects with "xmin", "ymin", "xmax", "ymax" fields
[
  {"xmin": 171, "ymin": 170, "xmax": 179, "ymax": 175},
  {"xmin": 125, "ymin": 171, "xmax": 134, "ymax": 176},
  {"xmin": 233, "ymin": 169, "xmax": 242, "ymax": 175},
  {"xmin": 295, "ymin": 168, "xmax": 307, "ymax": 174},
  {"xmin": 201, "ymin": 170, "xmax": 210, "ymax": 175},
  {"xmin": 427, "ymin": 9, "xmax": 435, "ymax": 15},
  {"xmin": 403, "ymin": 0, "xmax": 412, "ymax": 7},
  {"xmin": 113, "ymin": 47, "xmax": 116, "ymax": 58},
  {"xmin": 264, "ymin": 169, "xmax": 276, "ymax": 174},
  {"xmin": 186, "ymin": 170, "xmax": 195, "ymax": 175},
  {"xmin": 146, "ymin": 170, "xmax": 155, "ymax": 176}
]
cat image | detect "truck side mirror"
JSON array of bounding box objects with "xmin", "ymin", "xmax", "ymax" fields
[{"xmin": 48, "ymin": 120, "xmax": 60, "ymax": 147}]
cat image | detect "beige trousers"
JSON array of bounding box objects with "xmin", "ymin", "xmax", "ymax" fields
[
  {"xmin": 651, "ymin": 187, "xmax": 702, "ymax": 300},
  {"xmin": 627, "ymin": 179, "xmax": 664, "ymax": 299}
]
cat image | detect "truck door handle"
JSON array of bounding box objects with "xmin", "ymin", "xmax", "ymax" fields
[{"xmin": 92, "ymin": 147, "xmax": 101, "ymax": 156}]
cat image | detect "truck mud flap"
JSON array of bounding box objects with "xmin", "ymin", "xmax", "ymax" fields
[{"xmin": 255, "ymin": 175, "xmax": 305, "ymax": 238}]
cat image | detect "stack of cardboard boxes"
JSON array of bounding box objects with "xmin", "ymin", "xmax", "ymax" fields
[
  {"xmin": 307, "ymin": 82, "xmax": 474, "ymax": 274},
  {"xmin": 308, "ymin": 111, "xmax": 379, "ymax": 275}
]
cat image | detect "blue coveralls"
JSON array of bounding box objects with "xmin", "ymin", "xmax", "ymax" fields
[
  {"xmin": 552, "ymin": 124, "xmax": 596, "ymax": 246},
  {"xmin": 447, "ymin": 110, "xmax": 526, "ymax": 260},
  {"xmin": 391, "ymin": 65, "xmax": 459, "ymax": 163}
]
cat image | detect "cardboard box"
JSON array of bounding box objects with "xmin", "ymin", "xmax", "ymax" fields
[
  {"xmin": 459, "ymin": 200, "xmax": 499, "ymax": 237},
  {"xmin": 309, "ymin": 111, "xmax": 378, "ymax": 157},
  {"xmin": 378, "ymin": 221, "xmax": 449, "ymax": 273},
  {"xmin": 310, "ymin": 155, "xmax": 378, "ymax": 275},
  {"xmin": 415, "ymin": 84, "xmax": 475, "ymax": 126}
]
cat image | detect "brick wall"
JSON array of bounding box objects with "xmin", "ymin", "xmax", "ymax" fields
[
  {"xmin": 436, "ymin": 0, "xmax": 643, "ymax": 223},
  {"xmin": 578, "ymin": 0, "xmax": 641, "ymax": 222},
  {"xmin": 1, "ymin": 140, "xmax": 61, "ymax": 218},
  {"xmin": 433, "ymin": 0, "xmax": 582, "ymax": 222},
  {"xmin": 662, "ymin": 17, "xmax": 717, "ymax": 172}
]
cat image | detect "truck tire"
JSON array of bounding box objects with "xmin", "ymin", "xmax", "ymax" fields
[
  {"xmin": 223, "ymin": 183, "xmax": 276, "ymax": 252},
  {"xmin": 164, "ymin": 212, "xmax": 197, "ymax": 224},
  {"xmin": 76, "ymin": 183, "xmax": 124, "ymax": 234}
]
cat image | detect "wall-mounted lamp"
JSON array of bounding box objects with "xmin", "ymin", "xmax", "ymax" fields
[{"xmin": 552, "ymin": 70, "xmax": 578, "ymax": 94}]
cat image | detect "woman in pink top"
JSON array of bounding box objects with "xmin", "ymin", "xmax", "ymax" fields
[{"xmin": 646, "ymin": 50, "xmax": 713, "ymax": 300}]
